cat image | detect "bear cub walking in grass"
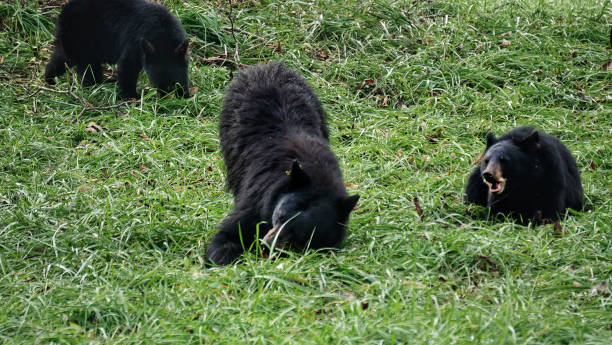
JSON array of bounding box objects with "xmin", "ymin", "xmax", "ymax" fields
[
  {"xmin": 45, "ymin": 0, "xmax": 189, "ymax": 99},
  {"xmin": 465, "ymin": 126, "xmax": 583, "ymax": 224},
  {"xmin": 206, "ymin": 62, "xmax": 360, "ymax": 265}
]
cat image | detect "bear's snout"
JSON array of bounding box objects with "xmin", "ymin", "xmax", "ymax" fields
[
  {"xmin": 483, "ymin": 171, "xmax": 498, "ymax": 184},
  {"xmin": 482, "ymin": 162, "xmax": 506, "ymax": 194},
  {"xmin": 482, "ymin": 163, "xmax": 501, "ymax": 182}
]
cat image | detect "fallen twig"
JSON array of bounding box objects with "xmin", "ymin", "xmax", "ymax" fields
[
  {"xmin": 227, "ymin": 0, "xmax": 239, "ymax": 62},
  {"xmin": 222, "ymin": 26, "xmax": 267, "ymax": 43},
  {"xmin": 199, "ymin": 55, "xmax": 247, "ymax": 69},
  {"xmin": 413, "ymin": 197, "xmax": 424, "ymax": 220}
]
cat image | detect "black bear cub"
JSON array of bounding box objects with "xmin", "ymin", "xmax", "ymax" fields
[
  {"xmin": 206, "ymin": 62, "xmax": 360, "ymax": 265},
  {"xmin": 45, "ymin": 0, "xmax": 189, "ymax": 99},
  {"xmin": 465, "ymin": 126, "xmax": 583, "ymax": 224}
]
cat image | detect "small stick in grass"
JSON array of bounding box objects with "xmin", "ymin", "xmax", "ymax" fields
[{"xmin": 413, "ymin": 197, "xmax": 424, "ymax": 220}]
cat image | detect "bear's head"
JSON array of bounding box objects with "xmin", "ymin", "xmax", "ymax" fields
[
  {"xmin": 262, "ymin": 160, "xmax": 360, "ymax": 252},
  {"xmin": 480, "ymin": 128, "xmax": 541, "ymax": 196},
  {"xmin": 140, "ymin": 38, "xmax": 190, "ymax": 98}
]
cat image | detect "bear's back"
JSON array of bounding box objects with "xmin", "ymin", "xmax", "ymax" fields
[
  {"xmin": 220, "ymin": 62, "xmax": 328, "ymax": 144},
  {"xmin": 219, "ymin": 63, "xmax": 330, "ymax": 191},
  {"xmin": 57, "ymin": 0, "xmax": 185, "ymax": 63},
  {"xmin": 501, "ymin": 127, "xmax": 583, "ymax": 215}
]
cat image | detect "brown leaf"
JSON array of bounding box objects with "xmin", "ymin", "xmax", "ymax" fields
[
  {"xmin": 317, "ymin": 50, "xmax": 328, "ymax": 61},
  {"xmin": 0, "ymin": 56, "xmax": 4, "ymax": 64},
  {"xmin": 124, "ymin": 181, "xmax": 131, "ymax": 188},
  {"xmin": 276, "ymin": 40, "xmax": 283, "ymax": 53},
  {"xmin": 589, "ymin": 282, "xmax": 611, "ymax": 297},
  {"xmin": 190, "ymin": 177, "xmax": 205, "ymax": 185},
  {"xmin": 476, "ymin": 254, "xmax": 499, "ymax": 272},
  {"xmin": 589, "ymin": 161, "xmax": 597, "ymax": 169},
  {"xmin": 424, "ymin": 128, "xmax": 443, "ymax": 143},
  {"xmin": 344, "ymin": 182, "xmax": 359, "ymax": 189},
  {"xmin": 381, "ymin": 95, "xmax": 389, "ymax": 107},
  {"xmin": 138, "ymin": 133, "xmax": 150, "ymax": 141},
  {"xmin": 572, "ymin": 281, "xmax": 583, "ymax": 288},
  {"xmin": 602, "ymin": 61, "xmax": 612, "ymax": 71},
  {"xmin": 501, "ymin": 39, "xmax": 511, "ymax": 48},
  {"xmin": 85, "ymin": 121, "xmax": 102, "ymax": 133},
  {"xmin": 189, "ymin": 86, "xmax": 199, "ymax": 95},
  {"xmin": 138, "ymin": 163, "xmax": 148, "ymax": 171},
  {"xmin": 473, "ymin": 153, "xmax": 484, "ymax": 165},
  {"xmin": 356, "ymin": 207, "xmax": 369, "ymax": 215},
  {"xmin": 363, "ymin": 78, "xmax": 374, "ymax": 85},
  {"xmin": 413, "ymin": 197, "xmax": 424, "ymax": 220},
  {"xmin": 553, "ymin": 221, "xmax": 566, "ymax": 236},
  {"xmin": 78, "ymin": 185, "xmax": 92, "ymax": 192}
]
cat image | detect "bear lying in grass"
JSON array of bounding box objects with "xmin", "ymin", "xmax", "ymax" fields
[
  {"xmin": 465, "ymin": 126, "xmax": 583, "ymax": 224},
  {"xmin": 44, "ymin": 0, "xmax": 189, "ymax": 99},
  {"xmin": 205, "ymin": 62, "xmax": 360, "ymax": 266}
]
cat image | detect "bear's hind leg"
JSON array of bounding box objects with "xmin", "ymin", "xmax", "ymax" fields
[{"xmin": 44, "ymin": 43, "xmax": 69, "ymax": 85}]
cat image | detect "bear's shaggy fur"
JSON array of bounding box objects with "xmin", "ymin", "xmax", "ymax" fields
[
  {"xmin": 44, "ymin": 0, "xmax": 189, "ymax": 99},
  {"xmin": 206, "ymin": 62, "xmax": 360, "ymax": 265},
  {"xmin": 465, "ymin": 126, "xmax": 583, "ymax": 224}
]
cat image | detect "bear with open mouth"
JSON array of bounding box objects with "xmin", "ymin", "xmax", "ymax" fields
[
  {"xmin": 205, "ymin": 62, "xmax": 360, "ymax": 265},
  {"xmin": 464, "ymin": 126, "xmax": 583, "ymax": 224}
]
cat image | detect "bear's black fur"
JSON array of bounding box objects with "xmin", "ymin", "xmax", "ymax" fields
[
  {"xmin": 465, "ymin": 126, "xmax": 583, "ymax": 224},
  {"xmin": 206, "ymin": 62, "xmax": 360, "ymax": 265},
  {"xmin": 44, "ymin": 0, "xmax": 189, "ymax": 99}
]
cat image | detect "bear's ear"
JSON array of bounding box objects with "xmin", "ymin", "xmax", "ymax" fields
[
  {"xmin": 340, "ymin": 194, "xmax": 360, "ymax": 215},
  {"xmin": 485, "ymin": 132, "xmax": 497, "ymax": 148},
  {"xmin": 287, "ymin": 160, "xmax": 310, "ymax": 189},
  {"xmin": 518, "ymin": 129, "xmax": 540, "ymax": 149},
  {"xmin": 174, "ymin": 39, "xmax": 189, "ymax": 56},
  {"xmin": 140, "ymin": 38, "xmax": 155, "ymax": 56}
]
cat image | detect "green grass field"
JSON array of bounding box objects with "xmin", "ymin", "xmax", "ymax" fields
[{"xmin": 1, "ymin": 0, "xmax": 611, "ymax": 343}]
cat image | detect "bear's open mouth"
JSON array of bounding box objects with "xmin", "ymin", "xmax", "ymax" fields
[
  {"xmin": 483, "ymin": 176, "xmax": 506, "ymax": 194},
  {"xmin": 263, "ymin": 226, "xmax": 289, "ymax": 250}
]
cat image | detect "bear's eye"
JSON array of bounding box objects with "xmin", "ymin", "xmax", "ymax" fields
[
  {"xmin": 484, "ymin": 159, "xmax": 489, "ymax": 164},
  {"xmin": 499, "ymin": 155, "xmax": 507, "ymax": 162}
]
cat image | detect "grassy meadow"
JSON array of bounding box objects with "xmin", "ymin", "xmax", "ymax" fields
[{"xmin": 0, "ymin": 0, "xmax": 611, "ymax": 343}]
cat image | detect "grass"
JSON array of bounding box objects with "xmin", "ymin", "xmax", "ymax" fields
[{"xmin": 0, "ymin": 0, "xmax": 610, "ymax": 343}]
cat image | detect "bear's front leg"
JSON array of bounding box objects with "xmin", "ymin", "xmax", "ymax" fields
[
  {"xmin": 205, "ymin": 230, "xmax": 245, "ymax": 266},
  {"xmin": 117, "ymin": 50, "xmax": 142, "ymax": 99},
  {"xmin": 205, "ymin": 210, "xmax": 263, "ymax": 266},
  {"xmin": 465, "ymin": 166, "xmax": 488, "ymax": 206}
]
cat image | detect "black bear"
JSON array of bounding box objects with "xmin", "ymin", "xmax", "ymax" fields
[
  {"xmin": 44, "ymin": 0, "xmax": 189, "ymax": 99},
  {"xmin": 206, "ymin": 62, "xmax": 360, "ymax": 265},
  {"xmin": 465, "ymin": 126, "xmax": 583, "ymax": 224}
]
